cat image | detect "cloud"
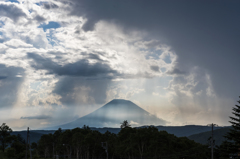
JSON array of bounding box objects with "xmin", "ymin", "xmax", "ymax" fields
[
  {"xmin": 0, "ymin": 2, "xmax": 26, "ymax": 22},
  {"xmin": 4, "ymin": 39, "xmax": 33, "ymax": 48},
  {"xmin": 150, "ymin": 65, "xmax": 159, "ymax": 72},
  {"xmin": 0, "ymin": 2, "xmax": 174, "ymax": 114},
  {"xmin": 43, "ymin": 2, "xmax": 59, "ymax": 10},
  {"xmin": 66, "ymin": 0, "xmax": 240, "ymax": 99},
  {"xmin": 53, "ymin": 76, "xmax": 110, "ymax": 105},
  {"xmin": 27, "ymin": 53, "xmax": 119, "ymax": 78},
  {"xmin": 130, "ymin": 120, "xmax": 139, "ymax": 126},
  {"xmin": 0, "ymin": 64, "xmax": 24, "ymax": 108},
  {"xmin": 167, "ymin": 68, "xmax": 185, "ymax": 75},
  {"xmin": 0, "ymin": 76, "xmax": 7, "ymax": 80},
  {"xmin": 34, "ymin": 15, "xmax": 46, "ymax": 23},
  {"xmin": 20, "ymin": 115, "xmax": 51, "ymax": 120}
]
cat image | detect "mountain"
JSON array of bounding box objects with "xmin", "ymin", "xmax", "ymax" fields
[
  {"xmin": 49, "ymin": 99, "xmax": 166, "ymax": 129},
  {"xmin": 11, "ymin": 131, "xmax": 44, "ymax": 144},
  {"xmin": 188, "ymin": 126, "xmax": 231, "ymax": 146}
]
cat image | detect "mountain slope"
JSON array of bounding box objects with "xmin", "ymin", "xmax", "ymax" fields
[
  {"xmin": 49, "ymin": 99, "xmax": 166, "ymax": 129},
  {"xmin": 188, "ymin": 127, "xmax": 231, "ymax": 146},
  {"xmin": 11, "ymin": 131, "xmax": 44, "ymax": 144},
  {"xmin": 156, "ymin": 125, "xmax": 224, "ymax": 137}
]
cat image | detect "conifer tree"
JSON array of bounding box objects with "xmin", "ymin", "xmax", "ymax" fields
[{"xmin": 224, "ymin": 96, "xmax": 240, "ymax": 154}]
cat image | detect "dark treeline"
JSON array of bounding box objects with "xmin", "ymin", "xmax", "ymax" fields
[
  {"xmin": 32, "ymin": 123, "xmax": 210, "ymax": 159},
  {"xmin": 0, "ymin": 122, "xmax": 211, "ymax": 159}
]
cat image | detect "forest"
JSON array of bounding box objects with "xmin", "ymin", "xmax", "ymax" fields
[{"xmin": 1, "ymin": 123, "xmax": 210, "ymax": 159}]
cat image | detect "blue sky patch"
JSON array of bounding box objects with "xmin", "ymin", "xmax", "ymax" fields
[
  {"xmin": 46, "ymin": 30, "xmax": 59, "ymax": 46},
  {"xmin": 35, "ymin": 3, "xmax": 41, "ymax": 6},
  {"xmin": 35, "ymin": 2, "xmax": 50, "ymax": 6},
  {"xmin": 145, "ymin": 50, "xmax": 162, "ymax": 60},
  {"xmin": 163, "ymin": 54, "xmax": 172, "ymax": 64},
  {"xmin": 30, "ymin": 81, "xmax": 41, "ymax": 91},
  {"xmin": 0, "ymin": 21, "xmax": 5, "ymax": 28},
  {"xmin": 38, "ymin": 21, "xmax": 61, "ymax": 32},
  {"xmin": 7, "ymin": 0, "xmax": 19, "ymax": 3},
  {"xmin": 160, "ymin": 68, "xmax": 166, "ymax": 73}
]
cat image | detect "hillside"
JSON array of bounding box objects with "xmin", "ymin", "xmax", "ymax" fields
[
  {"xmin": 11, "ymin": 131, "xmax": 44, "ymax": 144},
  {"xmin": 188, "ymin": 127, "xmax": 231, "ymax": 146},
  {"xmin": 156, "ymin": 125, "xmax": 224, "ymax": 137}
]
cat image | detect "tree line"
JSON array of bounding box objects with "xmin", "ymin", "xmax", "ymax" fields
[{"xmin": 1, "ymin": 123, "xmax": 210, "ymax": 159}]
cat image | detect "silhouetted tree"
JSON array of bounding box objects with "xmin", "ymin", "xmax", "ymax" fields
[
  {"xmin": 38, "ymin": 134, "xmax": 53, "ymax": 159},
  {"xmin": 215, "ymin": 140, "xmax": 232, "ymax": 159},
  {"xmin": 120, "ymin": 120, "xmax": 131, "ymax": 129},
  {"xmin": 0, "ymin": 123, "xmax": 12, "ymax": 152},
  {"xmin": 53, "ymin": 128, "xmax": 62, "ymax": 158},
  {"xmin": 223, "ymin": 96, "xmax": 240, "ymax": 156},
  {"xmin": 72, "ymin": 130, "xmax": 84, "ymax": 159},
  {"xmin": 10, "ymin": 134, "xmax": 26, "ymax": 159}
]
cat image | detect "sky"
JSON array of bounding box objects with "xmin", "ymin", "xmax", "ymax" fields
[{"xmin": 0, "ymin": 0, "xmax": 240, "ymax": 130}]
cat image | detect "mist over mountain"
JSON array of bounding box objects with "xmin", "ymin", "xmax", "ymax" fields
[{"xmin": 48, "ymin": 99, "xmax": 166, "ymax": 129}]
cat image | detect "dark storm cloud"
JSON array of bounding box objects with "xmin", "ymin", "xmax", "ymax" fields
[
  {"xmin": 150, "ymin": 65, "xmax": 159, "ymax": 72},
  {"xmin": 43, "ymin": 3, "xmax": 59, "ymax": 10},
  {"xmin": 0, "ymin": 3, "xmax": 26, "ymax": 22},
  {"xmin": 27, "ymin": 53, "xmax": 118, "ymax": 77},
  {"xmin": 88, "ymin": 53, "xmax": 104, "ymax": 61},
  {"xmin": 20, "ymin": 115, "xmax": 51, "ymax": 120},
  {"xmin": 0, "ymin": 64, "xmax": 24, "ymax": 108},
  {"xmin": 0, "ymin": 76, "xmax": 7, "ymax": 80},
  {"xmin": 167, "ymin": 68, "xmax": 185, "ymax": 75},
  {"xmin": 34, "ymin": 15, "xmax": 46, "ymax": 23},
  {"xmin": 0, "ymin": 38, "xmax": 4, "ymax": 43},
  {"xmin": 67, "ymin": 0, "xmax": 240, "ymax": 98},
  {"xmin": 27, "ymin": 52, "xmax": 117, "ymax": 105},
  {"xmin": 53, "ymin": 77, "xmax": 109, "ymax": 105}
]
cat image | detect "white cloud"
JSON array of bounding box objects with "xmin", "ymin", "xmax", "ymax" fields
[
  {"xmin": 4, "ymin": 39, "xmax": 33, "ymax": 48},
  {"xmin": 130, "ymin": 120, "xmax": 139, "ymax": 126}
]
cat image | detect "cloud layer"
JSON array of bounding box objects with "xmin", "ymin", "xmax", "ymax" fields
[{"xmin": 0, "ymin": 0, "xmax": 239, "ymax": 130}]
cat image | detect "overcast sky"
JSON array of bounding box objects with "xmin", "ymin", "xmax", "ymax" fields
[{"xmin": 0, "ymin": 0, "xmax": 239, "ymax": 130}]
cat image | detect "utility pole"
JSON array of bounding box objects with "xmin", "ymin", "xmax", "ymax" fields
[
  {"xmin": 207, "ymin": 123, "xmax": 218, "ymax": 159},
  {"xmin": 25, "ymin": 127, "xmax": 29, "ymax": 159},
  {"xmin": 29, "ymin": 129, "xmax": 32, "ymax": 159}
]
